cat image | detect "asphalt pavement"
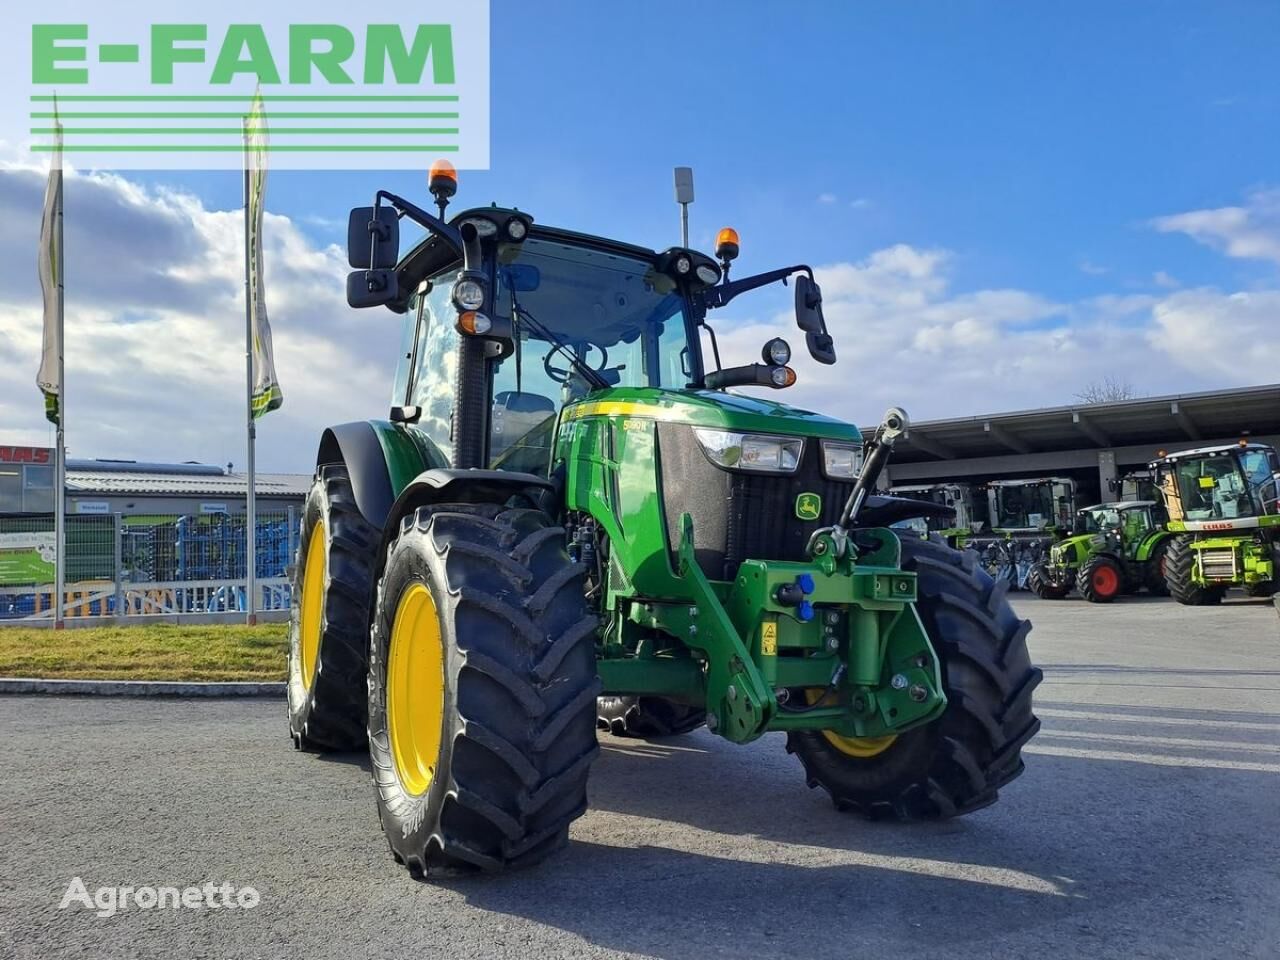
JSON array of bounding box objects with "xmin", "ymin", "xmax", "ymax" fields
[{"xmin": 2, "ymin": 593, "xmax": 1278, "ymax": 960}]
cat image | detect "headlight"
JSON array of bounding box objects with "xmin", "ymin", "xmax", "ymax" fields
[
  {"xmin": 452, "ymin": 277, "xmax": 485, "ymax": 311},
  {"xmin": 674, "ymin": 255, "xmax": 692, "ymax": 275},
  {"xmin": 693, "ymin": 429, "xmax": 803, "ymax": 473},
  {"xmin": 821, "ymin": 441, "xmax": 863, "ymax": 479},
  {"xmin": 505, "ymin": 218, "xmax": 527, "ymax": 241},
  {"xmin": 695, "ymin": 263, "xmax": 721, "ymax": 284}
]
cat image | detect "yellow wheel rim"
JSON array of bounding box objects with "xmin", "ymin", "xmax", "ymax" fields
[
  {"xmin": 804, "ymin": 688, "xmax": 898, "ymax": 758},
  {"xmin": 298, "ymin": 529, "xmax": 326, "ymax": 690},
  {"xmin": 386, "ymin": 583, "xmax": 446, "ymax": 797}
]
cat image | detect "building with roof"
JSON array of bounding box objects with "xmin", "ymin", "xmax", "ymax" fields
[
  {"xmin": 869, "ymin": 383, "xmax": 1280, "ymax": 506},
  {"xmin": 0, "ymin": 447, "xmax": 309, "ymax": 517}
]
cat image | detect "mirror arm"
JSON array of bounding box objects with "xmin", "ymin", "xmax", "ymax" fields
[
  {"xmin": 702, "ymin": 264, "xmax": 813, "ymax": 310},
  {"xmin": 374, "ymin": 190, "xmax": 464, "ymax": 258}
]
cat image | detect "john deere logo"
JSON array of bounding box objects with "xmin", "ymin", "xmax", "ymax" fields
[{"xmin": 795, "ymin": 492, "xmax": 822, "ymax": 520}]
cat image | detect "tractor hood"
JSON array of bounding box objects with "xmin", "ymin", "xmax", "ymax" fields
[
  {"xmin": 560, "ymin": 387, "xmax": 862, "ymax": 442},
  {"xmin": 1051, "ymin": 533, "xmax": 1102, "ymax": 565}
]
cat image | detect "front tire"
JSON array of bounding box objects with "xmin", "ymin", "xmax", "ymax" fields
[
  {"xmin": 1165, "ymin": 536, "xmax": 1224, "ymax": 606},
  {"xmin": 1027, "ymin": 563, "xmax": 1070, "ymax": 600},
  {"xmin": 786, "ymin": 536, "xmax": 1041, "ymax": 820},
  {"xmin": 597, "ymin": 696, "xmax": 705, "ymax": 738},
  {"xmin": 368, "ymin": 504, "xmax": 600, "ymax": 875},
  {"xmin": 287, "ymin": 465, "xmax": 376, "ymax": 751}
]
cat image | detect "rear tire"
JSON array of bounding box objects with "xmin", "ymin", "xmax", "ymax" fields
[
  {"xmin": 1027, "ymin": 563, "xmax": 1070, "ymax": 600},
  {"xmin": 786, "ymin": 536, "xmax": 1041, "ymax": 820},
  {"xmin": 1165, "ymin": 536, "xmax": 1224, "ymax": 606},
  {"xmin": 1077, "ymin": 555, "xmax": 1123, "ymax": 604},
  {"xmin": 1244, "ymin": 582, "xmax": 1276, "ymax": 598},
  {"xmin": 287, "ymin": 465, "xmax": 376, "ymax": 752},
  {"xmin": 368, "ymin": 504, "xmax": 600, "ymax": 875},
  {"xmin": 597, "ymin": 696, "xmax": 705, "ymax": 738}
]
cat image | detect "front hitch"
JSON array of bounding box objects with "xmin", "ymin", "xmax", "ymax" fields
[{"xmin": 808, "ymin": 407, "xmax": 908, "ymax": 564}]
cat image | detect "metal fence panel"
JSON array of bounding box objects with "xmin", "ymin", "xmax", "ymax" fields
[{"xmin": 0, "ymin": 509, "xmax": 300, "ymax": 622}]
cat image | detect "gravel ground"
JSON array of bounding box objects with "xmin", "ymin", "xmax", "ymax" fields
[{"xmin": 1, "ymin": 594, "xmax": 1277, "ymax": 960}]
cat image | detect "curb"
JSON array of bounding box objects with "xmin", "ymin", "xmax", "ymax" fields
[{"xmin": 0, "ymin": 678, "xmax": 286, "ymax": 698}]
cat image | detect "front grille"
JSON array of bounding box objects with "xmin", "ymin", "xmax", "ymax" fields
[
  {"xmin": 1199, "ymin": 548, "xmax": 1238, "ymax": 581},
  {"xmin": 657, "ymin": 423, "xmax": 855, "ymax": 581}
]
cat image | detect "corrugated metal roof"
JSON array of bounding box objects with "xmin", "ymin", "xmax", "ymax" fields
[
  {"xmin": 865, "ymin": 382, "xmax": 1280, "ymax": 464},
  {"xmin": 65, "ymin": 466, "xmax": 310, "ymax": 498}
]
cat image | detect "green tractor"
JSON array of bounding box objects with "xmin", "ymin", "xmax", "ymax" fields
[
  {"xmin": 887, "ymin": 482, "xmax": 987, "ymax": 546},
  {"xmin": 964, "ymin": 478, "xmax": 1077, "ymax": 590},
  {"xmin": 1152, "ymin": 443, "xmax": 1280, "ymax": 605},
  {"xmin": 1027, "ymin": 501, "xmax": 1173, "ymax": 602},
  {"xmin": 287, "ymin": 168, "xmax": 1041, "ymax": 875}
]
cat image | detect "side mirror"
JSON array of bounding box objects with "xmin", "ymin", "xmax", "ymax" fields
[
  {"xmin": 794, "ymin": 275, "xmax": 836, "ymax": 365},
  {"xmin": 347, "ymin": 206, "xmax": 399, "ymax": 269},
  {"xmin": 347, "ymin": 268, "xmax": 398, "ymax": 309}
]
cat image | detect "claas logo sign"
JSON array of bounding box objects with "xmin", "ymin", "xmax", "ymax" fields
[{"xmin": 0, "ymin": 447, "xmax": 52, "ymax": 464}]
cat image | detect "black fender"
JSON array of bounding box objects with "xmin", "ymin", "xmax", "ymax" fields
[
  {"xmin": 854, "ymin": 495, "xmax": 956, "ymax": 529},
  {"xmin": 317, "ymin": 422, "xmax": 397, "ymax": 530},
  {"xmin": 378, "ymin": 468, "xmax": 555, "ymax": 558}
]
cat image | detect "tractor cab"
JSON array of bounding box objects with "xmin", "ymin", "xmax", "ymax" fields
[
  {"xmin": 1152, "ymin": 443, "xmax": 1280, "ymax": 527},
  {"xmin": 888, "ymin": 482, "xmax": 986, "ymax": 542},
  {"xmin": 987, "ymin": 478, "xmax": 1076, "ymax": 533},
  {"xmin": 1070, "ymin": 500, "xmax": 1162, "ymax": 561}
]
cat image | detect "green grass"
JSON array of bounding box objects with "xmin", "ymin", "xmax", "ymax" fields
[{"xmin": 0, "ymin": 624, "xmax": 288, "ymax": 681}]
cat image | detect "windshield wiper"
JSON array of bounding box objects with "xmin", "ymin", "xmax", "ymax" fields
[{"xmin": 509, "ymin": 297, "xmax": 610, "ymax": 391}]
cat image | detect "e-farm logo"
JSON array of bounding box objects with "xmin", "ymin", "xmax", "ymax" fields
[{"xmin": 9, "ymin": 1, "xmax": 489, "ymax": 169}]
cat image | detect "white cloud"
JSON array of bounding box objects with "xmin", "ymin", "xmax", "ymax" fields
[
  {"xmin": 1153, "ymin": 270, "xmax": 1180, "ymax": 289},
  {"xmin": 817, "ymin": 192, "xmax": 838, "ymax": 205},
  {"xmin": 1151, "ymin": 188, "xmax": 1280, "ymax": 265},
  {"xmin": 1078, "ymin": 259, "xmax": 1110, "ymax": 276},
  {"xmin": 849, "ymin": 198, "xmax": 870, "ymax": 209},
  {"xmin": 704, "ymin": 242, "xmax": 1279, "ymax": 426},
  {"xmin": 0, "ymin": 166, "xmax": 396, "ymax": 472}
]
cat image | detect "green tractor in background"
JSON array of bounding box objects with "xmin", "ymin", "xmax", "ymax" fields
[
  {"xmin": 964, "ymin": 478, "xmax": 1077, "ymax": 590},
  {"xmin": 286, "ymin": 165, "xmax": 1041, "ymax": 876},
  {"xmin": 1028, "ymin": 501, "xmax": 1172, "ymax": 603},
  {"xmin": 1153, "ymin": 443, "xmax": 1280, "ymax": 605},
  {"xmin": 887, "ymin": 482, "xmax": 986, "ymax": 546}
]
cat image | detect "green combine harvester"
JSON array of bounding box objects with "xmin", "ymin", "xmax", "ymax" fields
[
  {"xmin": 286, "ymin": 165, "xmax": 1041, "ymax": 875},
  {"xmin": 1152, "ymin": 443, "xmax": 1280, "ymax": 604},
  {"xmin": 963, "ymin": 478, "xmax": 1076, "ymax": 589},
  {"xmin": 887, "ymin": 482, "xmax": 985, "ymax": 546},
  {"xmin": 1027, "ymin": 501, "xmax": 1172, "ymax": 602}
]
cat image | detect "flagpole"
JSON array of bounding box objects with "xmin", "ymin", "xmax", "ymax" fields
[
  {"xmin": 243, "ymin": 117, "xmax": 257, "ymax": 627},
  {"xmin": 53, "ymin": 165, "xmax": 66, "ymax": 630}
]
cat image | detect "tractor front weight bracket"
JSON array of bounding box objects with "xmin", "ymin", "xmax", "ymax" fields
[
  {"xmin": 666, "ymin": 513, "xmax": 947, "ymax": 745},
  {"xmin": 673, "ymin": 514, "xmax": 774, "ymax": 742}
]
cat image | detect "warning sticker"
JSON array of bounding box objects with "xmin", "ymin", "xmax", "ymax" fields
[{"xmin": 761, "ymin": 621, "xmax": 778, "ymax": 656}]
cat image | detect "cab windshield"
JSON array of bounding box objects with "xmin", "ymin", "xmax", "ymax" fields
[
  {"xmin": 490, "ymin": 237, "xmax": 694, "ymax": 471},
  {"xmin": 1173, "ymin": 451, "xmax": 1264, "ymax": 520},
  {"xmin": 992, "ymin": 482, "xmax": 1073, "ymax": 530}
]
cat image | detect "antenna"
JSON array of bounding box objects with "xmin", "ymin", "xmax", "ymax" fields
[{"xmin": 673, "ymin": 167, "xmax": 694, "ymax": 247}]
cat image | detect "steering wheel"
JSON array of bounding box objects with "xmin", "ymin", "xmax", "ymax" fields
[{"xmin": 543, "ymin": 342, "xmax": 608, "ymax": 384}]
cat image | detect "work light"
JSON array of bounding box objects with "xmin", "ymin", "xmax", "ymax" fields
[
  {"xmin": 452, "ymin": 278, "xmax": 485, "ymax": 311},
  {"xmin": 821, "ymin": 441, "xmax": 863, "ymax": 479}
]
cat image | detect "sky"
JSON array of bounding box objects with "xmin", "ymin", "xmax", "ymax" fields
[{"xmin": 1, "ymin": 1, "xmax": 1278, "ymax": 473}]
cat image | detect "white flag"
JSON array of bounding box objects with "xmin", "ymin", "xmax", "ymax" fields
[
  {"xmin": 36, "ymin": 109, "xmax": 63, "ymax": 425},
  {"xmin": 246, "ymin": 92, "xmax": 282, "ymax": 418}
]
